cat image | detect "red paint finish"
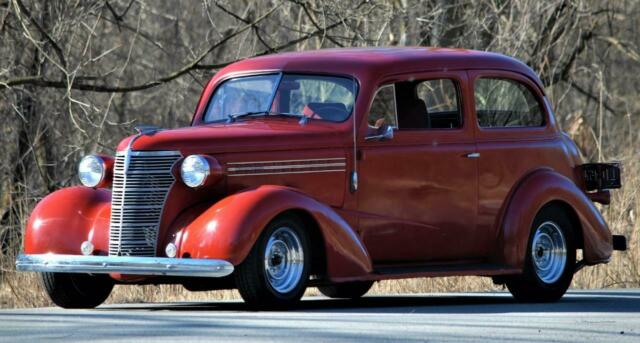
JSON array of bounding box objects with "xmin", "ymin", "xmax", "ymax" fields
[
  {"xmin": 95, "ymin": 154, "xmax": 114, "ymax": 189},
  {"xmin": 357, "ymin": 70, "xmax": 480, "ymax": 263},
  {"xmin": 498, "ymin": 169, "xmax": 612, "ymax": 267},
  {"xmin": 24, "ymin": 187, "xmax": 111, "ymax": 256},
  {"xmin": 173, "ymin": 185, "xmax": 371, "ymax": 281},
  {"xmin": 22, "ymin": 48, "xmax": 620, "ymax": 286}
]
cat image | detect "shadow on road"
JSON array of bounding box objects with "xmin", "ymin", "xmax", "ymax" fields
[
  {"xmin": 98, "ymin": 290, "xmax": 640, "ymax": 314},
  {"xmin": 2, "ymin": 292, "xmax": 639, "ymax": 343}
]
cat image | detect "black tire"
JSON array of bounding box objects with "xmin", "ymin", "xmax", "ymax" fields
[
  {"xmin": 318, "ymin": 281, "xmax": 374, "ymax": 299},
  {"xmin": 505, "ymin": 205, "xmax": 577, "ymax": 303},
  {"xmin": 235, "ymin": 214, "xmax": 311, "ymax": 308},
  {"xmin": 40, "ymin": 272, "xmax": 114, "ymax": 309}
]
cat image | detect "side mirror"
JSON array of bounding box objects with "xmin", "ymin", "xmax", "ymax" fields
[{"xmin": 365, "ymin": 124, "xmax": 394, "ymax": 141}]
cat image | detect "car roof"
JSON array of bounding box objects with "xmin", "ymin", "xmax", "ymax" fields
[{"xmin": 218, "ymin": 47, "xmax": 544, "ymax": 90}]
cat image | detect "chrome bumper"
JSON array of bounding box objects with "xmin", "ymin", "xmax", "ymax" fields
[{"xmin": 15, "ymin": 254, "xmax": 234, "ymax": 278}]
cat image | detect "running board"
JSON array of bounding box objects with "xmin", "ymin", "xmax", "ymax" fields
[{"xmin": 372, "ymin": 263, "xmax": 520, "ymax": 280}]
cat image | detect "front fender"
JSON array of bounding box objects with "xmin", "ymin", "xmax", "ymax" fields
[
  {"xmin": 24, "ymin": 186, "xmax": 111, "ymax": 255},
  {"xmin": 173, "ymin": 185, "xmax": 372, "ymax": 281},
  {"xmin": 498, "ymin": 169, "xmax": 612, "ymax": 268}
]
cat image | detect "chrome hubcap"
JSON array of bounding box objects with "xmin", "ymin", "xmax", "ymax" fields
[
  {"xmin": 531, "ymin": 221, "xmax": 567, "ymax": 284},
  {"xmin": 264, "ymin": 227, "xmax": 304, "ymax": 294}
]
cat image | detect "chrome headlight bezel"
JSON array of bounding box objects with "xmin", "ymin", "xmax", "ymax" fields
[
  {"xmin": 78, "ymin": 155, "xmax": 106, "ymax": 188},
  {"xmin": 180, "ymin": 155, "xmax": 211, "ymax": 188}
]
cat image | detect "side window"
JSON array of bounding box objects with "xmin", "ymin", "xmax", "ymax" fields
[
  {"xmin": 285, "ymin": 75, "xmax": 355, "ymax": 122},
  {"xmin": 367, "ymin": 85, "xmax": 397, "ymax": 128},
  {"xmin": 415, "ymin": 79, "xmax": 461, "ymax": 129},
  {"xmin": 475, "ymin": 78, "xmax": 545, "ymax": 128}
]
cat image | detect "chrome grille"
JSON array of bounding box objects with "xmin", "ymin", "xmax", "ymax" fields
[{"xmin": 109, "ymin": 150, "xmax": 181, "ymax": 256}]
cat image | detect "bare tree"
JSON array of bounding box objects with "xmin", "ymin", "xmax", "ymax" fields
[{"xmin": 0, "ymin": 0, "xmax": 638, "ymax": 306}]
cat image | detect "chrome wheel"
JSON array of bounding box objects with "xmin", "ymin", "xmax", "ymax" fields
[
  {"xmin": 531, "ymin": 221, "xmax": 567, "ymax": 284},
  {"xmin": 263, "ymin": 226, "xmax": 304, "ymax": 294}
]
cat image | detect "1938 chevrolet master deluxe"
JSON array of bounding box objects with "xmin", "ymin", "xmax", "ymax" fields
[{"xmin": 16, "ymin": 48, "xmax": 627, "ymax": 308}]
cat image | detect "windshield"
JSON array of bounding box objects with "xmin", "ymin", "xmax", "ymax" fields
[{"xmin": 203, "ymin": 73, "xmax": 356, "ymax": 123}]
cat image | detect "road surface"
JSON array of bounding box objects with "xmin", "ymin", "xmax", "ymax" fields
[{"xmin": 0, "ymin": 289, "xmax": 638, "ymax": 342}]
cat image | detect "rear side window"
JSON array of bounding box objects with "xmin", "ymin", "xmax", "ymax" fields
[
  {"xmin": 415, "ymin": 79, "xmax": 461, "ymax": 129},
  {"xmin": 474, "ymin": 78, "xmax": 545, "ymax": 128}
]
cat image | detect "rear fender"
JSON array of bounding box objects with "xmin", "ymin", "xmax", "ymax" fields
[
  {"xmin": 498, "ymin": 169, "xmax": 612, "ymax": 268},
  {"xmin": 24, "ymin": 186, "xmax": 111, "ymax": 255},
  {"xmin": 173, "ymin": 185, "xmax": 372, "ymax": 281}
]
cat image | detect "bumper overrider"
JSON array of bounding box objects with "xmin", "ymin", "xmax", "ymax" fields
[{"xmin": 15, "ymin": 254, "xmax": 234, "ymax": 278}]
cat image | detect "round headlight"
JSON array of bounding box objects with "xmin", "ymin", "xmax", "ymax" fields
[
  {"xmin": 78, "ymin": 155, "xmax": 106, "ymax": 188},
  {"xmin": 181, "ymin": 155, "xmax": 210, "ymax": 188}
]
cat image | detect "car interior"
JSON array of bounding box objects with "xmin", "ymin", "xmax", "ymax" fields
[
  {"xmin": 396, "ymin": 80, "xmax": 461, "ymax": 130},
  {"xmin": 301, "ymin": 102, "xmax": 350, "ymax": 121},
  {"xmin": 368, "ymin": 79, "xmax": 462, "ymax": 132}
]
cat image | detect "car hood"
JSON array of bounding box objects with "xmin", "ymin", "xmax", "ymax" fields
[{"xmin": 116, "ymin": 119, "xmax": 349, "ymax": 155}]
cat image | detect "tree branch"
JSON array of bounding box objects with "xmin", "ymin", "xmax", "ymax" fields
[
  {"xmin": 287, "ymin": 0, "xmax": 344, "ymax": 47},
  {"xmin": 214, "ymin": 1, "xmax": 275, "ymax": 53},
  {"xmin": 595, "ymin": 35, "xmax": 640, "ymax": 63},
  {"xmin": 1, "ymin": 10, "xmax": 344, "ymax": 94},
  {"xmin": 1, "ymin": 3, "xmax": 280, "ymax": 93},
  {"xmin": 15, "ymin": 0, "xmax": 67, "ymax": 68},
  {"xmin": 105, "ymin": 0, "xmax": 135, "ymax": 22},
  {"xmin": 546, "ymin": 31, "xmax": 594, "ymax": 86},
  {"xmin": 570, "ymin": 82, "xmax": 619, "ymax": 116},
  {"xmin": 530, "ymin": 0, "xmax": 570, "ymax": 59},
  {"xmin": 193, "ymin": 20, "xmax": 343, "ymax": 70}
]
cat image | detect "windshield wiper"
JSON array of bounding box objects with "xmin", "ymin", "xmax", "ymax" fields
[
  {"xmin": 226, "ymin": 111, "xmax": 301, "ymax": 123},
  {"xmin": 227, "ymin": 111, "xmax": 269, "ymax": 123}
]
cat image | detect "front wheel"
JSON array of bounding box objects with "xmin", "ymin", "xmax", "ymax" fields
[
  {"xmin": 40, "ymin": 272, "xmax": 114, "ymax": 309},
  {"xmin": 235, "ymin": 214, "xmax": 311, "ymax": 308},
  {"xmin": 506, "ymin": 205, "xmax": 576, "ymax": 302}
]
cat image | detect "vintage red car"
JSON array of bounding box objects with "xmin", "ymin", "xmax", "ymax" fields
[{"xmin": 17, "ymin": 47, "xmax": 627, "ymax": 308}]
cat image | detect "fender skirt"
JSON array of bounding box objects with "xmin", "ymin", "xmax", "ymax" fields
[
  {"xmin": 499, "ymin": 169, "xmax": 612, "ymax": 269},
  {"xmin": 172, "ymin": 185, "xmax": 373, "ymax": 281}
]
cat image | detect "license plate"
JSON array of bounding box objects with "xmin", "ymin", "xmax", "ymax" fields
[{"xmin": 581, "ymin": 163, "xmax": 621, "ymax": 191}]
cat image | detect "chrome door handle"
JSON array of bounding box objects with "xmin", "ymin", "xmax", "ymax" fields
[{"xmin": 465, "ymin": 152, "xmax": 480, "ymax": 158}]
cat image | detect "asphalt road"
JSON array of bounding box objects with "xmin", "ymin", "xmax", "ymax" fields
[{"xmin": 0, "ymin": 289, "xmax": 638, "ymax": 342}]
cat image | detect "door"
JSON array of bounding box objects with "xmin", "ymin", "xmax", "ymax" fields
[
  {"xmin": 469, "ymin": 71, "xmax": 558, "ymax": 256},
  {"xmin": 357, "ymin": 71, "xmax": 480, "ymax": 264}
]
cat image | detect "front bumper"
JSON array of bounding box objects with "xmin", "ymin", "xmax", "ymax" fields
[{"xmin": 15, "ymin": 254, "xmax": 234, "ymax": 278}]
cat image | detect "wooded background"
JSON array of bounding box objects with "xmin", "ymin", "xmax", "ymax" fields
[{"xmin": 0, "ymin": 0, "xmax": 638, "ymax": 307}]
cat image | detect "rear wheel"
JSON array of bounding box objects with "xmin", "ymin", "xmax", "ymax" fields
[
  {"xmin": 40, "ymin": 272, "xmax": 114, "ymax": 309},
  {"xmin": 506, "ymin": 205, "xmax": 576, "ymax": 302},
  {"xmin": 319, "ymin": 281, "xmax": 373, "ymax": 299},
  {"xmin": 235, "ymin": 214, "xmax": 311, "ymax": 308}
]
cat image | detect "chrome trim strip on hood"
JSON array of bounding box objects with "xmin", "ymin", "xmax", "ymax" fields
[
  {"xmin": 226, "ymin": 157, "xmax": 346, "ymax": 177},
  {"xmin": 227, "ymin": 162, "xmax": 346, "ymax": 172},
  {"xmin": 228, "ymin": 169, "xmax": 346, "ymax": 177},
  {"xmin": 227, "ymin": 157, "xmax": 346, "ymax": 165}
]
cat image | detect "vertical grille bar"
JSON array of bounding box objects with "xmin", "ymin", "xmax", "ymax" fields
[{"xmin": 109, "ymin": 150, "xmax": 181, "ymax": 256}]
